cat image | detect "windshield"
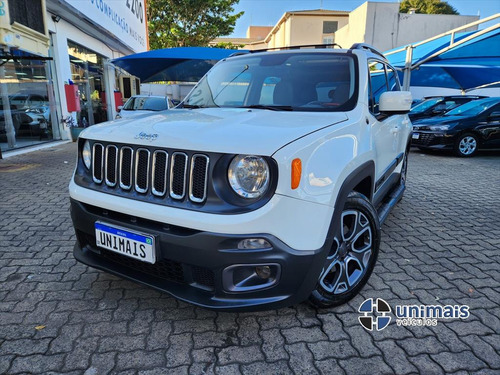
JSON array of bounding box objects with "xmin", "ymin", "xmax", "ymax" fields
[
  {"xmin": 123, "ymin": 97, "xmax": 168, "ymax": 111},
  {"xmin": 444, "ymin": 99, "xmax": 499, "ymax": 117},
  {"xmin": 410, "ymin": 98, "xmax": 443, "ymax": 114},
  {"xmin": 183, "ymin": 52, "xmax": 357, "ymax": 111}
]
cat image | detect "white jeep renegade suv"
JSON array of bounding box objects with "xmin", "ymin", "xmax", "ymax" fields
[{"xmin": 69, "ymin": 44, "xmax": 412, "ymax": 310}]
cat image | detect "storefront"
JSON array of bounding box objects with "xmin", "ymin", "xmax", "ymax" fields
[{"xmin": 0, "ymin": 0, "xmax": 147, "ymax": 152}]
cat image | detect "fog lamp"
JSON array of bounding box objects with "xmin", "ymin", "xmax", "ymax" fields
[
  {"xmin": 237, "ymin": 238, "xmax": 271, "ymax": 250},
  {"xmin": 255, "ymin": 266, "xmax": 272, "ymax": 279}
]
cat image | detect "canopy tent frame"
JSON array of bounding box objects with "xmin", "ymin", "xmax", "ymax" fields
[{"xmin": 384, "ymin": 13, "xmax": 500, "ymax": 91}]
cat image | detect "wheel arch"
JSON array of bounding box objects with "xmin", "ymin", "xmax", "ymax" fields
[{"xmin": 322, "ymin": 160, "xmax": 377, "ymax": 250}]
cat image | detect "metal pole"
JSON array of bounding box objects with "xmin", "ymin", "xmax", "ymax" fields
[{"xmin": 402, "ymin": 45, "xmax": 413, "ymax": 91}]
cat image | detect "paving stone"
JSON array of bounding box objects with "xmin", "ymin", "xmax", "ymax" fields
[
  {"xmin": 88, "ymin": 352, "xmax": 116, "ymax": 375},
  {"xmin": 431, "ymin": 351, "xmax": 486, "ymax": 373},
  {"xmin": 260, "ymin": 329, "xmax": 288, "ymax": 362},
  {"xmin": 0, "ymin": 337, "xmax": 51, "ymax": 356},
  {"xmin": 308, "ymin": 340, "xmax": 358, "ymax": 360},
  {"xmin": 338, "ymin": 356, "xmax": 393, "ymax": 375},
  {"xmin": 460, "ymin": 335, "xmax": 500, "ymax": 369},
  {"xmin": 217, "ymin": 345, "xmax": 264, "ymax": 365},
  {"xmin": 407, "ymin": 354, "xmax": 444, "ymax": 375},
  {"xmin": 285, "ymin": 342, "xmax": 319, "ymax": 375},
  {"xmin": 314, "ymin": 358, "xmax": 345, "ymax": 375},
  {"xmin": 165, "ymin": 333, "xmax": 193, "ymax": 367},
  {"xmin": 375, "ymin": 340, "xmax": 418, "ymax": 374},
  {"xmin": 115, "ymin": 350, "xmax": 166, "ymax": 371},
  {"xmin": 1, "ymin": 132, "xmax": 499, "ymax": 374},
  {"xmin": 281, "ymin": 326, "xmax": 328, "ymax": 344},
  {"xmin": 241, "ymin": 360, "xmax": 292, "ymax": 375},
  {"xmin": 396, "ymin": 336, "xmax": 448, "ymax": 356}
]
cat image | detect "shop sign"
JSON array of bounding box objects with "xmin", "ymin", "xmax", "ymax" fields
[{"xmin": 63, "ymin": 0, "xmax": 147, "ymax": 52}]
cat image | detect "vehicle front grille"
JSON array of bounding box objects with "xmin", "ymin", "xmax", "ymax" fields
[
  {"xmin": 412, "ymin": 133, "xmax": 436, "ymax": 146},
  {"xmin": 102, "ymin": 250, "xmax": 185, "ymax": 284},
  {"xmin": 77, "ymin": 230, "xmax": 215, "ymax": 290},
  {"xmin": 91, "ymin": 143, "xmax": 210, "ymax": 204}
]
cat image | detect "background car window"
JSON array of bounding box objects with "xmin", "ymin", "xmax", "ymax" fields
[
  {"xmin": 411, "ymin": 98, "xmax": 443, "ymax": 114},
  {"xmin": 445, "ymin": 99, "xmax": 500, "ymax": 117},
  {"xmin": 386, "ymin": 66, "xmax": 401, "ymax": 91},
  {"xmin": 142, "ymin": 97, "xmax": 168, "ymax": 111},
  {"xmin": 123, "ymin": 97, "xmax": 168, "ymax": 111},
  {"xmin": 368, "ymin": 60, "xmax": 388, "ymax": 113}
]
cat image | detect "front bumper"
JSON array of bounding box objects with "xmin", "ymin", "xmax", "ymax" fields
[
  {"xmin": 71, "ymin": 199, "xmax": 328, "ymax": 311},
  {"xmin": 411, "ymin": 131, "xmax": 455, "ymax": 149}
]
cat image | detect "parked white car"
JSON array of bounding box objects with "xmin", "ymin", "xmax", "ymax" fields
[
  {"xmin": 69, "ymin": 44, "xmax": 412, "ymax": 311},
  {"xmin": 115, "ymin": 95, "xmax": 173, "ymax": 119}
]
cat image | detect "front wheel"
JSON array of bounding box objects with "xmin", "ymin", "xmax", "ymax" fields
[
  {"xmin": 309, "ymin": 192, "xmax": 381, "ymax": 308},
  {"xmin": 454, "ymin": 133, "xmax": 478, "ymax": 157}
]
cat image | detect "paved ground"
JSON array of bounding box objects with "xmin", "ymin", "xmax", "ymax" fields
[{"xmin": 0, "ymin": 142, "xmax": 499, "ymax": 375}]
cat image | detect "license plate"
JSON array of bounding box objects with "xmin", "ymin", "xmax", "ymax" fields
[
  {"xmin": 95, "ymin": 222, "xmax": 156, "ymax": 264},
  {"xmin": 412, "ymin": 133, "xmax": 420, "ymax": 139}
]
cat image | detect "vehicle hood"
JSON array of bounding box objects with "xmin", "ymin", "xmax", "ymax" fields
[
  {"xmin": 413, "ymin": 115, "xmax": 465, "ymax": 127},
  {"xmin": 80, "ymin": 108, "xmax": 348, "ymax": 155}
]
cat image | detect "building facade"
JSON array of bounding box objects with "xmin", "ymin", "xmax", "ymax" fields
[
  {"xmin": 0, "ymin": 0, "xmax": 147, "ymax": 152},
  {"xmin": 235, "ymin": 2, "xmax": 478, "ymax": 52}
]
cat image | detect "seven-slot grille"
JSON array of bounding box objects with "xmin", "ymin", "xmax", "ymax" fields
[{"xmin": 92, "ymin": 144, "xmax": 210, "ymax": 203}]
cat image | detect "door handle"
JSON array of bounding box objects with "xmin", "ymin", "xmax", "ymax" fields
[{"xmin": 390, "ymin": 125, "xmax": 401, "ymax": 134}]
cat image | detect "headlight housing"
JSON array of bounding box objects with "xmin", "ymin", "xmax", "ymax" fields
[
  {"xmin": 82, "ymin": 140, "xmax": 92, "ymax": 170},
  {"xmin": 429, "ymin": 124, "xmax": 451, "ymax": 131},
  {"xmin": 228, "ymin": 155, "xmax": 270, "ymax": 199}
]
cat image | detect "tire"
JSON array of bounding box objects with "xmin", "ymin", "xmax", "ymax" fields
[
  {"xmin": 309, "ymin": 192, "xmax": 381, "ymax": 308},
  {"xmin": 400, "ymin": 151, "xmax": 408, "ymax": 186},
  {"xmin": 454, "ymin": 133, "xmax": 478, "ymax": 157}
]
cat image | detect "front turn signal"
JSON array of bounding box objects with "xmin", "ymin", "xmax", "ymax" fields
[{"xmin": 291, "ymin": 158, "xmax": 302, "ymax": 189}]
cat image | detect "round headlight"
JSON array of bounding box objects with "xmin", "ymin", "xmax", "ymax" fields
[
  {"xmin": 82, "ymin": 140, "xmax": 92, "ymax": 170},
  {"xmin": 228, "ymin": 155, "xmax": 270, "ymax": 199}
]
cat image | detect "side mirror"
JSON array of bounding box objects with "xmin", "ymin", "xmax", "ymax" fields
[
  {"xmin": 379, "ymin": 91, "xmax": 412, "ymax": 114},
  {"xmin": 117, "ymin": 105, "xmax": 123, "ymax": 111}
]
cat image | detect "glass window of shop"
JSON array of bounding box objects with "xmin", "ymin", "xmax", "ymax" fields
[
  {"xmin": 67, "ymin": 41, "xmax": 108, "ymax": 126},
  {"xmin": 0, "ymin": 54, "xmax": 60, "ymax": 152}
]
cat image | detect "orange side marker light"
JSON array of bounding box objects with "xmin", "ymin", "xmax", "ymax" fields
[{"xmin": 291, "ymin": 158, "xmax": 302, "ymax": 190}]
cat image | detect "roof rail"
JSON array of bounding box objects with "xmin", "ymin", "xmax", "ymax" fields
[
  {"xmin": 350, "ymin": 43, "xmax": 386, "ymax": 60},
  {"xmin": 252, "ymin": 43, "xmax": 343, "ymax": 53},
  {"xmin": 228, "ymin": 51, "xmax": 250, "ymax": 57}
]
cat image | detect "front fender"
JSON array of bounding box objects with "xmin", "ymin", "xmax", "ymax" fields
[{"xmin": 272, "ymin": 116, "xmax": 374, "ymax": 208}]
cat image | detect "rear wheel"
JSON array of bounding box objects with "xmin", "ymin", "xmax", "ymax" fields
[
  {"xmin": 309, "ymin": 192, "xmax": 380, "ymax": 308},
  {"xmin": 454, "ymin": 133, "xmax": 478, "ymax": 157}
]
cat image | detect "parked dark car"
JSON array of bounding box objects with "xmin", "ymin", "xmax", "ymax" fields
[
  {"xmin": 412, "ymin": 97, "xmax": 500, "ymax": 156},
  {"xmin": 409, "ymin": 95, "xmax": 485, "ymax": 122}
]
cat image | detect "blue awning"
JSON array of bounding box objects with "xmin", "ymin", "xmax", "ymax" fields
[
  {"xmin": 385, "ymin": 28, "xmax": 500, "ymax": 91},
  {"xmin": 111, "ymin": 47, "xmax": 247, "ymax": 83}
]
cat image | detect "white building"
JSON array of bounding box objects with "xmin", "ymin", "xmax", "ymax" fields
[
  {"xmin": 0, "ymin": 0, "xmax": 148, "ymax": 152},
  {"xmin": 239, "ymin": 2, "xmax": 479, "ymax": 52}
]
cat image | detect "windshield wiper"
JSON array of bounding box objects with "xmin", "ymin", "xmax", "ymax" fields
[{"xmin": 239, "ymin": 105, "xmax": 294, "ymax": 111}]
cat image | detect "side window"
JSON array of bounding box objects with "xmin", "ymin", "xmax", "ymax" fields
[
  {"xmin": 368, "ymin": 60, "xmax": 388, "ymax": 114},
  {"xmin": 386, "ymin": 65, "xmax": 401, "ymax": 92}
]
